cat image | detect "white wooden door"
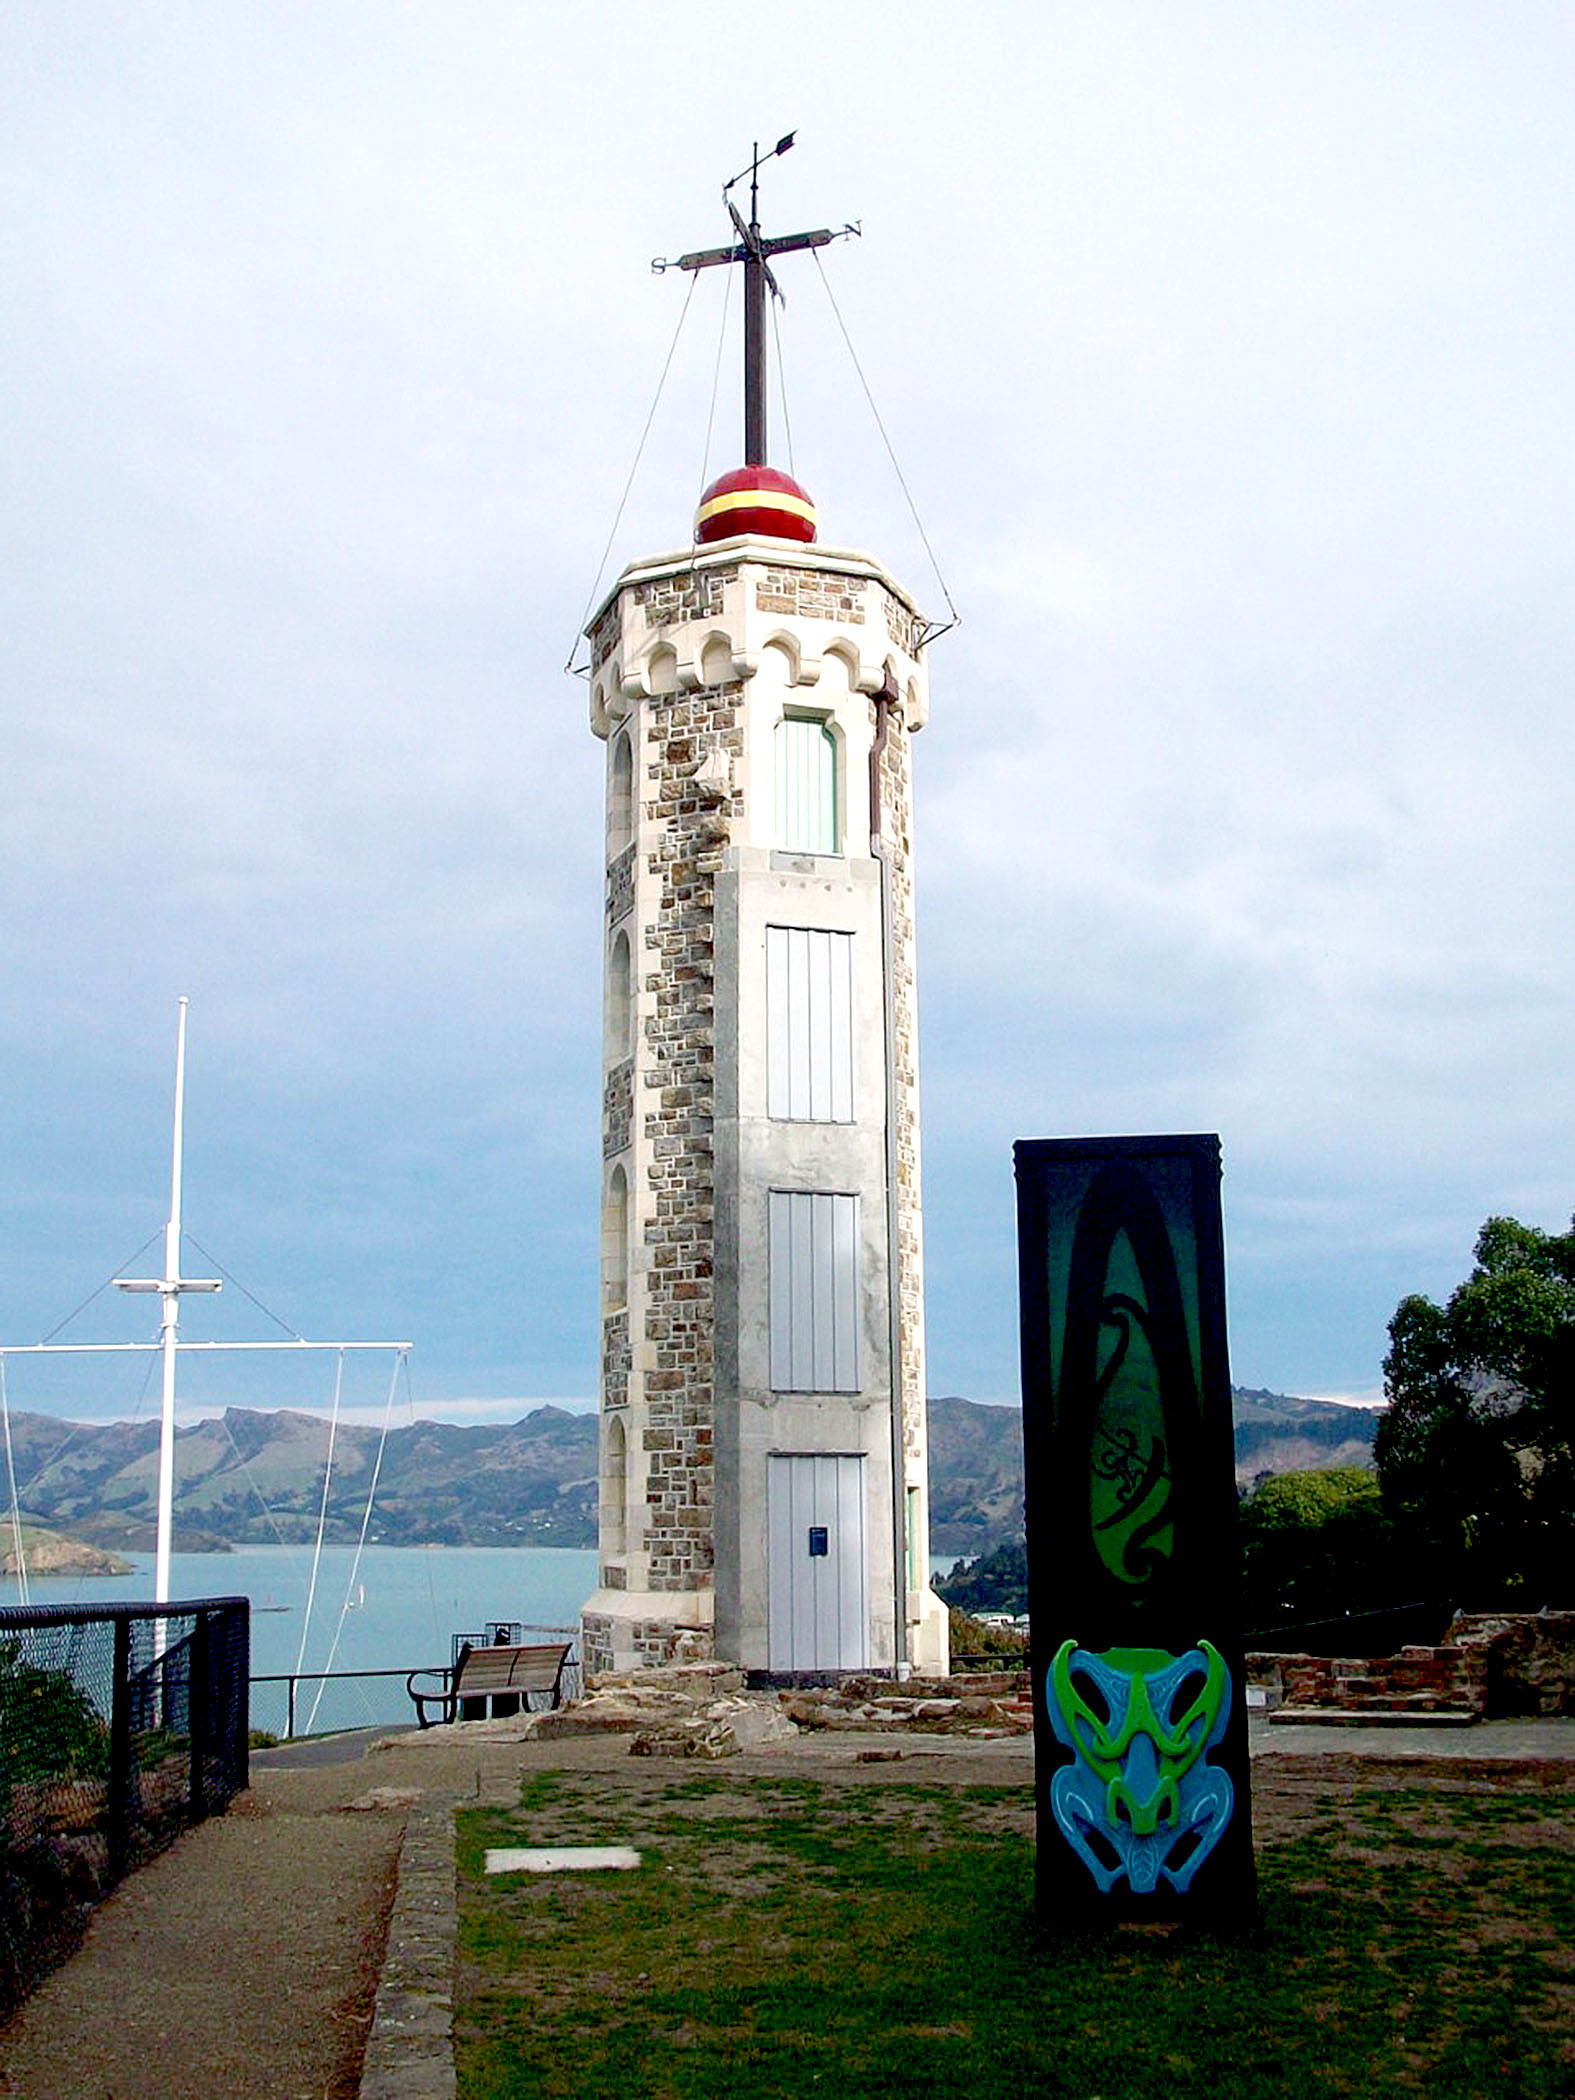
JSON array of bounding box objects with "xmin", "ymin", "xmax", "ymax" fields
[{"xmin": 766, "ymin": 1454, "xmax": 868, "ymax": 1671}]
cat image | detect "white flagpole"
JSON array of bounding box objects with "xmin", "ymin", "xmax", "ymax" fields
[{"xmin": 117, "ymin": 998, "xmax": 220, "ymax": 1610}]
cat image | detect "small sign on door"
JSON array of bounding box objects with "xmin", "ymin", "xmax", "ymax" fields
[{"xmin": 807, "ymin": 1525, "xmax": 829, "ymax": 1557}]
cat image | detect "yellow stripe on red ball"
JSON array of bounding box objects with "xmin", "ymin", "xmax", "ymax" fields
[{"xmin": 694, "ymin": 465, "xmax": 817, "ymax": 545}]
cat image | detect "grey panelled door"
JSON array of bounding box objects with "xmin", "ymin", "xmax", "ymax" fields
[
  {"xmin": 766, "ymin": 1453, "xmax": 869, "ymax": 1671},
  {"xmin": 766, "ymin": 925, "xmax": 855, "ymax": 1122},
  {"xmin": 767, "ymin": 1190, "xmax": 860, "ymax": 1393}
]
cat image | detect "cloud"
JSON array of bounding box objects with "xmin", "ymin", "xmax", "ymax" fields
[{"xmin": 2, "ymin": 1, "xmax": 1573, "ymax": 1428}]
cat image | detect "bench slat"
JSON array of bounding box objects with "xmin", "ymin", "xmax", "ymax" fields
[
  {"xmin": 456, "ymin": 1645, "xmax": 569, "ymax": 1696},
  {"xmin": 407, "ymin": 1639, "xmax": 573, "ymax": 1728}
]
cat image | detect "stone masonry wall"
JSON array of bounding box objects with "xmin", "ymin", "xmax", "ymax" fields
[
  {"xmin": 638, "ymin": 683, "xmax": 743, "ymax": 1595},
  {"xmin": 754, "ymin": 568, "xmax": 868, "ymax": 626},
  {"xmin": 882, "ymin": 591, "xmax": 927, "ymax": 660},
  {"xmin": 636, "ymin": 565, "xmax": 735, "ymax": 631},
  {"xmin": 601, "ymin": 1311, "xmax": 629, "ymax": 1412},
  {"xmin": 607, "ymin": 843, "xmax": 635, "ymax": 926},
  {"xmin": 581, "ymin": 1609, "xmax": 711, "ymax": 1676},
  {"xmin": 589, "ymin": 597, "xmax": 620, "ymax": 672},
  {"xmin": 873, "ymin": 684, "xmax": 927, "ymax": 1475},
  {"xmin": 1449, "ymin": 1612, "xmax": 1575, "ymax": 1716},
  {"xmin": 1255, "ymin": 1646, "xmax": 1488, "ymax": 1717},
  {"xmin": 1250, "ymin": 1615, "xmax": 1575, "ymax": 1719},
  {"xmin": 603, "ymin": 1059, "xmax": 632, "ymax": 1158},
  {"xmin": 591, "ymin": 545, "xmax": 933, "ymax": 1666}
]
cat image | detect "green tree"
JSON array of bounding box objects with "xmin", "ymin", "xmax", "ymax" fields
[
  {"xmin": 1237, "ymin": 1466, "xmax": 1401, "ymax": 1631},
  {"xmin": 934, "ymin": 1539, "xmax": 1028, "ymax": 1617},
  {"xmin": 1375, "ymin": 1213, "xmax": 1575, "ymax": 1605}
]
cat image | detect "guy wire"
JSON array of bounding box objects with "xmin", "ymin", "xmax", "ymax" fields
[
  {"xmin": 811, "ymin": 247, "xmax": 960, "ymax": 639},
  {"xmin": 565, "ymin": 269, "xmax": 701, "ymax": 674}
]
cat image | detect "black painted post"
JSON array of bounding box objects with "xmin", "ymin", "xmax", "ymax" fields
[
  {"xmin": 189, "ymin": 1609, "xmax": 209, "ymax": 1818},
  {"xmin": 1015, "ymin": 1135, "xmax": 1256, "ymax": 1927},
  {"xmin": 233, "ymin": 1603, "xmax": 250, "ymax": 1794},
  {"xmin": 106, "ymin": 1614, "xmax": 132, "ymax": 1885}
]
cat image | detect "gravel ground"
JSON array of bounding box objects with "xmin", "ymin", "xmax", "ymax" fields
[{"xmin": 3, "ymin": 1719, "xmax": 1573, "ymax": 2099}]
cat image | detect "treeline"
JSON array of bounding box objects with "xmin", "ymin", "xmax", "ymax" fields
[{"xmin": 937, "ymin": 1211, "xmax": 1575, "ymax": 1635}]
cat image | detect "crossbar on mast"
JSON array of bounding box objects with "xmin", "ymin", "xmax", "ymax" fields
[
  {"xmin": 654, "ymin": 133, "xmax": 856, "ymax": 467},
  {"xmin": 0, "ymin": 999, "xmax": 414, "ymax": 1613},
  {"xmin": 0, "ymin": 1341, "xmax": 413, "ymax": 1356}
]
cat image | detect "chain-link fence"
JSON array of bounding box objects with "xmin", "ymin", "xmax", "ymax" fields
[{"xmin": 0, "ymin": 1596, "xmax": 249, "ymax": 2017}]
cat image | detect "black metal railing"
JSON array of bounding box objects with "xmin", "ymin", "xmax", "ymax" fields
[
  {"xmin": 1243, "ymin": 1600, "xmax": 1453, "ymax": 1657},
  {"xmin": 251, "ymin": 1665, "xmax": 424, "ymax": 1741},
  {"xmin": 950, "ymin": 1651, "xmax": 1030, "ymax": 1674},
  {"xmin": 251, "ymin": 1627, "xmax": 583, "ymax": 1740},
  {"xmin": 0, "ymin": 1596, "xmax": 249, "ymax": 2015}
]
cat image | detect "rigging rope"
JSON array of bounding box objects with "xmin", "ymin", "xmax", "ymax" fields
[
  {"xmin": 216, "ymin": 1408, "xmax": 310, "ymax": 1556},
  {"xmin": 809, "ymin": 248, "xmax": 961, "ymax": 641},
  {"xmin": 564, "ymin": 269, "xmax": 702, "ymax": 675},
  {"xmin": 1, "ymin": 1359, "xmax": 29, "ymax": 1607},
  {"xmin": 698, "ymin": 262, "xmax": 735, "ymax": 516},
  {"xmin": 293, "ymin": 1349, "xmax": 344, "ymax": 1684},
  {"xmin": 770, "ymin": 293, "xmax": 796, "ymax": 480},
  {"xmin": 184, "ymin": 1235, "xmax": 304, "ymax": 1338},
  {"xmin": 304, "ymin": 1347, "xmax": 407, "ymax": 1736},
  {"xmin": 10, "ymin": 1346, "xmax": 162, "ymax": 1571},
  {"xmin": 38, "ymin": 1231, "xmax": 161, "ymax": 1345}
]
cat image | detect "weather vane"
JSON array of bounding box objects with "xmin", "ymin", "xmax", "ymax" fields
[{"xmin": 653, "ymin": 134, "xmax": 859, "ymax": 467}]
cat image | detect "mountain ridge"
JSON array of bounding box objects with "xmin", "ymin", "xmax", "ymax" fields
[{"xmin": 3, "ymin": 1387, "xmax": 1379, "ymax": 1557}]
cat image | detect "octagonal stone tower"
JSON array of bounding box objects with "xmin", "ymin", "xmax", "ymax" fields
[{"xmin": 580, "ymin": 470, "xmax": 949, "ymax": 1682}]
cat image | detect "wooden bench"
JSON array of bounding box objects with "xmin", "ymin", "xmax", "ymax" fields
[{"xmin": 406, "ymin": 1640, "xmax": 573, "ymax": 1729}]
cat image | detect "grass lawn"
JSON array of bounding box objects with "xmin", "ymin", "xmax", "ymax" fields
[{"xmin": 455, "ymin": 1761, "xmax": 1575, "ymax": 2098}]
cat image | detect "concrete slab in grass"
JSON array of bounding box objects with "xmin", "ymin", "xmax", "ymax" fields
[{"xmin": 484, "ymin": 1846, "xmax": 642, "ymax": 1875}]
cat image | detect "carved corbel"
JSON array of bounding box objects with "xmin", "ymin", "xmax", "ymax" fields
[{"xmin": 691, "ymin": 749, "xmax": 733, "ymax": 802}]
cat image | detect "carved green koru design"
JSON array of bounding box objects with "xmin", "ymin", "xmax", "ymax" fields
[
  {"xmin": 1088, "ymin": 1278, "xmax": 1173, "ymax": 1585},
  {"xmin": 1059, "ymin": 1163, "xmax": 1203, "ymax": 1595},
  {"xmin": 1046, "ymin": 1638, "xmax": 1233, "ymax": 1896}
]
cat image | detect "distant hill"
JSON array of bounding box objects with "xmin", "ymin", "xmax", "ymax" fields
[
  {"xmin": 927, "ymin": 1389, "xmax": 1382, "ymax": 1557},
  {"xmin": 927, "ymin": 1396, "xmax": 1028, "ymax": 1558},
  {"xmin": 1230, "ymin": 1386, "xmax": 1383, "ymax": 1482},
  {"xmin": 5, "ymin": 1405, "xmax": 600, "ymax": 1552},
  {"xmin": 2, "ymin": 1521, "xmax": 133, "ymax": 1578},
  {"xmin": 2, "ymin": 1386, "xmax": 1380, "ymax": 1558}
]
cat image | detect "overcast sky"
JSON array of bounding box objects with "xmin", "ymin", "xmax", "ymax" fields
[{"xmin": 3, "ymin": 2, "xmax": 1571, "ymax": 1430}]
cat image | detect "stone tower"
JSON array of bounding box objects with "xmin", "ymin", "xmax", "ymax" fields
[{"xmin": 580, "ymin": 162, "xmax": 948, "ymax": 1679}]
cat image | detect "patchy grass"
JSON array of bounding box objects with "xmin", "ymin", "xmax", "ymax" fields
[{"xmin": 455, "ymin": 1767, "xmax": 1575, "ymax": 2099}]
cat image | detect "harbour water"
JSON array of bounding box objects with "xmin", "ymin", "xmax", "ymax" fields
[{"xmin": 2, "ymin": 1543, "xmax": 598, "ymax": 1736}]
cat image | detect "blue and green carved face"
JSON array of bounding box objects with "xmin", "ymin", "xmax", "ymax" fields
[{"xmin": 1046, "ymin": 1639, "xmax": 1233, "ymax": 1896}]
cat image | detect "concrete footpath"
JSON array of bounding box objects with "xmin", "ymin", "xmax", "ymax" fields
[
  {"xmin": 1249, "ymin": 1712, "xmax": 1575, "ymax": 1759},
  {"xmin": 2, "ymin": 1715, "xmax": 1572, "ymax": 2100}
]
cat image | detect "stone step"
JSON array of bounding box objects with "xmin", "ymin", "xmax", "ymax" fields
[{"xmin": 1268, "ymin": 1705, "xmax": 1479, "ymax": 1728}]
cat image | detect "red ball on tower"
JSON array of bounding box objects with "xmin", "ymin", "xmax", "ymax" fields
[{"xmin": 694, "ymin": 465, "xmax": 817, "ymax": 545}]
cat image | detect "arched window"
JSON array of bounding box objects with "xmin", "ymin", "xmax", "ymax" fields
[
  {"xmin": 601, "ymin": 1413, "xmax": 628, "ymax": 1556},
  {"xmin": 602, "ymin": 1166, "xmax": 629, "ymax": 1311},
  {"xmin": 606, "ymin": 731, "xmax": 633, "ymax": 859},
  {"xmin": 775, "ymin": 715, "xmax": 839, "ymax": 854},
  {"xmin": 606, "ymin": 931, "xmax": 632, "ymax": 1064},
  {"xmin": 700, "ymin": 634, "xmax": 734, "ymax": 688},
  {"xmin": 647, "ymin": 645, "xmax": 677, "ymax": 695}
]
